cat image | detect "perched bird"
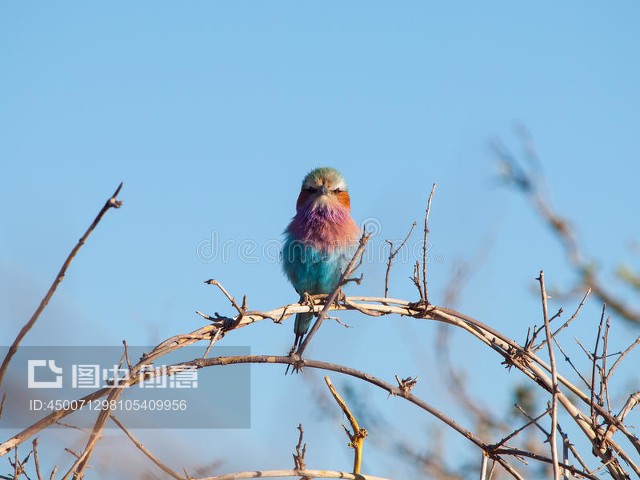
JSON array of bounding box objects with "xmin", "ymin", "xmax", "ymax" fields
[{"xmin": 282, "ymin": 167, "xmax": 361, "ymax": 349}]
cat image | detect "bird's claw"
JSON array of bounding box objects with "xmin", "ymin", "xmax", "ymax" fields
[
  {"xmin": 302, "ymin": 292, "xmax": 314, "ymax": 305},
  {"xmin": 285, "ymin": 352, "xmax": 304, "ymax": 375}
]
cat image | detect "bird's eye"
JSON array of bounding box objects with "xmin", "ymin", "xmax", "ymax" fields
[
  {"xmin": 303, "ymin": 186, "xmax": 315, "ymax": 192},
  {"xmin": 333, "ymin": 188, "xmax": 342, "ymax": 193}
]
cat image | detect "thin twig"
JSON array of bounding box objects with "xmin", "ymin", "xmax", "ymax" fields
[
  {"xmin": 538, "ymin": 271, "xmax": 559, "ymax": 480},
  {"xmin": 606, "ymin": 335, "xmax": 640, "ymax": 379},
  {"xmin": 384, "ymin": 222, "xmax": 416, "ymax": 298},
  {"xmin": 422, "ymin": 183, "xmax": 437, "ymax": 304},
  {"xmin": 411, "ymin": 261, "xmax": 423, "ymax": 301},
  {"xmin": 13, "ymin": 446, "xmax": 19, "ymax": 479},
  {"xmin": 0, "ymin": 183, "xmax": 124, "ymax": 389},
  {"xmin": 601, "ymin": 317, "xmax": 611, "ymax": 413},
  {"xmin": 514, "ymin": 404, "xmax": 550, "ymax": 438},
  {"xmin": 204, "ymin": 279, "xmax": 245, "ymax": 316},
  {"xmin": 122, "ymin": 340, "xmax": 133, "ymax": 372},
  {"xmin": 292, "ymin": 424, "xmax": 306, "ymax": 471},
  {"xmin": 110, "ymin": 414, "xmax": 185, "ymax": 480},
  {"xmin": 494, "ymin": 406, "xmax": 552, "ymax": 448},
  {"xmin": 33, "ymin": 437, "xmax": 43, "ymax": 480},
  {"xmin": 590, "ymin": 305, "xmax": 606, "ymax": 434},
  {"xmin": 533, "ymin": 289, "xmax": 591, "ymax": 353},
  {"xmin": 556, "ymin": 422, "xmax": 590, "ymax": 474},
  {"xmin": 553, "ymin": 338, "xmax": 592, "ymax": 389}
]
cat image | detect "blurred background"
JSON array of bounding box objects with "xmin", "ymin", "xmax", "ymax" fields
[{"xmin": 1, "ymin": 2, "xmax": 639, "ymax": 478}]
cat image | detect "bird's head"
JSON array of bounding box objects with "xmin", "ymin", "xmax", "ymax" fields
[{"xmin": 296, "ymin": 167, "xmax": 351, "ymax": 211}]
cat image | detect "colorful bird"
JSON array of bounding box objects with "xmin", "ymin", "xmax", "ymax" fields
[{"xmin": 282, "ymin": 167, "xmax": 361, "ymax": 349}]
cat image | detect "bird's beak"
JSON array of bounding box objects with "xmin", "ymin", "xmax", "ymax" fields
[{"xmin": 319, "ymin": 185, "xmax": 330, "ymax": 195}]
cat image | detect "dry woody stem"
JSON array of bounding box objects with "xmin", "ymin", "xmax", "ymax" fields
[
  {"xmin": 0, "ymin": 183, "xmax": 124, "ymax": 389},
  {"xmin": 324, "ymin": 376, "xmax": 368, "ymax": 474}
]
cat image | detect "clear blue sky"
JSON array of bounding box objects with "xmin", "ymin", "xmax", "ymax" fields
[{"xmin": 1, "ymin": 2, "xmax": 639, "ymax": 478}]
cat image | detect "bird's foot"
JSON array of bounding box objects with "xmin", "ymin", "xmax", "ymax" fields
[
  {"xmin": 304, "ymin": 293, "xmax": 329, "ymax": 305},
  {"xmin": 301, "ymin": 292, "xmax": 313, "ymax": 305},
  {"xmin": 285, "ymin": 351, "xmax": 304, "ymax": 375}
]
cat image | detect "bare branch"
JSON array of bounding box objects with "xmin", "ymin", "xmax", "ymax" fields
[
  {"xmin": 422, "ymin": 183, "xmax": 437, "ymax": 304},
  {"xmin": 292, "ymin": 424, "xmax": 306, "ymax": 472},
  {"xmin": 537, "ymin": 271, "xmax": 560, "ymax": 480},
  {"xmin": 384, "ymin": 222, "xmax": 416, "ymax": 298},
  {"xmin": 0, "ymin": 182, "xmax": 124, "ymax": 389},
  {"xmin": 324, "ymin": 376, "xmax": 368, "ymax": 474},
  {"xmin": 32, "ymin": 438, "xmax": 43, "ymax": 480},
  {"xmin": 110, "ymin": 414, "xmax": 186, "ymax": 480},
  {"xmin": 204, "ymin": 279, "xmax": 246, "ymax": 321},
  {"xmin": 195, "ymin": 470, "xmax": 391, "ymax": 479}
]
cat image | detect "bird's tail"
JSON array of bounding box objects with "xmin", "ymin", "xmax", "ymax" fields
[{"xmin": 293, "ymin": 311, "xmax": 314, "ymax": 349}]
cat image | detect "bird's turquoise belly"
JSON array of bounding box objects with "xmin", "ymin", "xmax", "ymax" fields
[{"xmin": 282, "ymin": 241, "xmax": 347, "ymax": 295}]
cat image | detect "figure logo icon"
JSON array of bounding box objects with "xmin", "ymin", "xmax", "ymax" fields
[{"xmin": 28, "ymin": 360, "xmax": 63, "ymax": 388}]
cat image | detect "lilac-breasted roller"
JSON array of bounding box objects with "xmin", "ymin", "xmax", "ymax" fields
[{"xmin": 282, "ymin": 167, "xmax": 360, "ymax": 348}]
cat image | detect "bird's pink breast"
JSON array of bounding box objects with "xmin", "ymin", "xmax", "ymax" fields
[{"xmin": 288, "ymin": 204, "xmax": 360, "ymax": 251}]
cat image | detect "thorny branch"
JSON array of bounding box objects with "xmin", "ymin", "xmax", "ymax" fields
[{"xmin": 3, "ymin": 287, "xmax": 636, "ymax": 478}]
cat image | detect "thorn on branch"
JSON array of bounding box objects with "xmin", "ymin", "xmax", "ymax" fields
[
  {"xmin": 285, "ymin": 352, "xmax": 304, "ymax": 375},
  {"xmin": 395, "ymin": 375, "xmax": 419, "ymax": 395}
]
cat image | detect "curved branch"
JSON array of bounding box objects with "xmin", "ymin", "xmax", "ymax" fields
[
  {"xmin": 197, "ymin": 470, "xmax": 390, "ymax": 480},
  {"xmin": 183, "ymin": 355, "xmax": 594, "ymax": 479},
  {"xmin": 2, "ymin": 294, "xmax": 637, "ymax": 478}
]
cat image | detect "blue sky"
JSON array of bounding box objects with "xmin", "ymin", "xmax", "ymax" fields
[{"xmin": 1, "ymin": 2, "xmax": 639, "ymax": 478}]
